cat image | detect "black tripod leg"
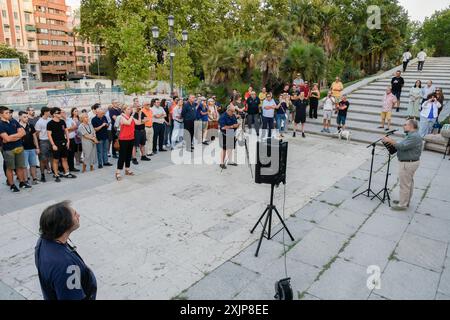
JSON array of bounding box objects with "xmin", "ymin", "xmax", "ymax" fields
[
  {"xmin": 250, "ymin": 206, "xmax": 269, "ymax": 234},
  {"xmin": 273, "ymin": 207, "xmax": 295, "ymax": 241},
  {"xmin": 255, "ymin": 208, "xmax": 271, "ymax": 257}
]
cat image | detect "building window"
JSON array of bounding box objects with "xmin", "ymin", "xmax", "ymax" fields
[
  {"xmin": 29, "ymin": 52, "xmax": 35, "ymax": 59},
  {"xmin": 38, "ymin": 39, "xmax": 49, "ymax": 45},
  {"xmin": 14, "ymin": 12, "xmax": 18, "ymax": 20},
  {"xmin": 2, "ymin": 10, "xmax": 6, "ymax": 18},
  {"xmin": 37, "ymin": 28, "xmax": 48, "ymax": 34},
  {"xmin": 25, "ymin": 13, "xmax": 31, "ymax": 23},
  {"xmin": 5, "ymin": 38, "xmax": 10, "ymax": 45},
  {"xmin": 15, "ymin": 26, "xmax": 21, "ymax": 32},
  {"xmin": 17, "ymin": 39, "xmax": 21, "ymax": 45},
  {"xmin": 30, "ymin": 65, "xmax": 36, "ymax": 72},
  {"xmin": 3, "ymin": 24, "xmax": 10, "ymax": 31}
]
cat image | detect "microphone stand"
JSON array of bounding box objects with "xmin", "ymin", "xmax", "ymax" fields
[
  {"xmin": 352, "ymin": 138, "xmax": 383, "ymax": 201},
  {"xmin": 352, "ymin": 130, "xmax": 398, "ymax": 202}
]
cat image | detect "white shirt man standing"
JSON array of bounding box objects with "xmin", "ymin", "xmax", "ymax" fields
[{"xmin": 417, "ymin": 49, "xmax": 427, "ymax": 71}]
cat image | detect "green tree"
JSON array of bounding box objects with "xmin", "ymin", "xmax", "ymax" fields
[
  {"xmin": 420, "ymin": 8, "xmax": 450, "ymax": 56},
  {"xmin": 282, "ymin": 41, "xmax": 326, "ymax": 82},
  {"xmin": 116, "ymin": 16, "xmax": 154, "ymax": 93},
  {"xmin": 0, "ymin": 43, "xmax": 29, "ymax": 65},
  {"xmin": 154, "ymin": 46, "xmax": 196, "ymax": 90}
]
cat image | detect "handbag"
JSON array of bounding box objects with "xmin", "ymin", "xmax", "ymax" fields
[
  {"xmin": 113, "ymin": 140, "xmax": 120, "ymax": 151},
  {"xmin": 12, "ymin": 146, "xmax": 24, "ymax": 155}
]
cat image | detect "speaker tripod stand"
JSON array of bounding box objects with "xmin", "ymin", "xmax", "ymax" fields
[{"xmin": 251, "ymin": 183, "xmax": 294, "ymax": 257}]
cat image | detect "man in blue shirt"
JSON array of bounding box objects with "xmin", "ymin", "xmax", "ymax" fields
[
  {"xmin": 0, "ymin": 106, "xmax": 30, "ymax": 192},
  {"xmin": 91, "ymin": 108, "xmax": 113, "ymax": 168},
  {"xmin": 35, "ymin": 201, "xmax": 97, "ymax": 300},
  {"xmin": 182, "ymin": 95, "xmax": 197, "ymax": 151},
  {"xmin": 219, "ymin": 105, "xmax": 239, "ymax": 169}
]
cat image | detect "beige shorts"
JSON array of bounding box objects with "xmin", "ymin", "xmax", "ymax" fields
[{"xmin": 381, "ymin": 112, "xmax": 392, "ymax": 121}]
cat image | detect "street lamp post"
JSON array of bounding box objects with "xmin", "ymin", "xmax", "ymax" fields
[{"xmin": 152, "ymin": 15, "xmax": 188, "ymax": 98}]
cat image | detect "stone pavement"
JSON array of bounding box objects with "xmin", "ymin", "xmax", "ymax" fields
[
  {"xmin": 183, "ymin": 150, "xmax": 450, "ymax": 300},
  {"xmin": 0, "ymin": 135, "xmax": 371, "ymax": 300}
]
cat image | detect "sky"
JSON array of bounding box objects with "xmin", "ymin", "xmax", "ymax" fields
[{"xmin": 66, "ymin": 0, "xmax": 450, "ymax": 22}]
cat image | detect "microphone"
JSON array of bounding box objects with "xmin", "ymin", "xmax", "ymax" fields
[{"xmin": 385, "ymin": 129, "xmax": 398, "ymax": 135}]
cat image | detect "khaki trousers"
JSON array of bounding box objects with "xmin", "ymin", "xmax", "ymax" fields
[
  {"xmin": 145, "ymin": 127, "xmax": 154, "ymax": 155},
  {"xmin": 398, "ymin": 161, "xmax": 420, "ymax": 207}
]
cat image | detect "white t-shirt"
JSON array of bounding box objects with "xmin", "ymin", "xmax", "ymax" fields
[
  {"xmin": 172, "ymin": 107, "xmax": 182, "ymax": 122},
  {"xmin": 35, "ymin": 117, "xmax": 50, "ymax": 140},
  {"xmin": 402, "ymin": 51, "xmax": 412, "ymax": 62},
  {"xmin": 65, "ymin": 118, "xmax": 77, "ymax": 139},
  {"xmin": 262, "ymin": 99, "xmax": 276, "ymax": 118},
  {"xmin": 417, "ymin": 51, "xmax": 427, "ymax": 61},
  {"xmin": 151, "ymin": 106, "xmax": 166, "ymax": 124},
  {"xmin": 323, "ymin": 97, "xmax": 336, "ymax": 111}
]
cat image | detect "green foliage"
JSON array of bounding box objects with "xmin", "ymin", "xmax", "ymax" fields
[
  {"xmin": 154, "ymin": 46, "xmax": 196, "ymax": 90},
  {"xmin": 89, "ymin": 52, "xmax": 117, "ymax": 82},
  {"xmin": 78, "ymin": 0, "xmax": 425, "ymax": 98},
  {"xmin": 419, "ymin": 8, "xmax": 450, "ymax": 57},
  {"xmin": 0, "ymin": 43, "xmax": 29, "ymax": 65},
  {"xmin": 116, "ymin": 16, "xmax": 154, "ymax": 93},
  {"xmin": 282, "ymin": 41, "xmax": 326, "ymax": 83}
]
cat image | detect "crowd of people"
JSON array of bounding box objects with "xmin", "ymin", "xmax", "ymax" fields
[
  {"xmin": 1, "ymin": 73, "xmax": 351, "ymax": 191},
  {"xmin": 2, "ymin": 54, "xmax": 447, "ymax": 192},
  {"xmin": 380, "ymin": 62, "xmax": 445, "ymax": 137}
]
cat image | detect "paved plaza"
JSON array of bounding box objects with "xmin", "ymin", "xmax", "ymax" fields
[{"xmin": 1, "ymin": 134, "xmax": 449, "ymax": 300}]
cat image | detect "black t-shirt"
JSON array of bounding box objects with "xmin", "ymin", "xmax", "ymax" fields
[
  {"xmin": 22, "ymin": 123, "xmax": 36, "ymax": 150},
  {"xmin": 296, "ymin": 99, "xmax": 308, "ymax": 112},
  {"xmin": 338, "ymin": 100, "xmax": 350, "ymax": 116},
  {"xmin": 134, "ymin": 112, "xmax": 145, "ymax": 130},
  {"xmin": 47, "ymin": 120, "xmax": 67, "ymax": 143},
  {"xmin": 391, "ymin": 77, "xmax": 404, "ymax": 92},
  {"xmin": 246, "ymin": 97, "xmax": 261, "ymax": 115},
  {"xmin": 91, "ymin": 116, "xmax": 109, "ymax": 140}
]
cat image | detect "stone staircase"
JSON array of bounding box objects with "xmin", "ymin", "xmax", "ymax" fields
[{"xmin": 302, "ymin": 57, "xmax": 450, "ymax": 144}]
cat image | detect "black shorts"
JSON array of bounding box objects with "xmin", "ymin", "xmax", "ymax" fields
[
  {"xmin": 134, "ymin": 129, "xmax": 146, "ymax": 147},
  {"xmin": 52, "ymin": 141, "xmax": 69, "ymax": 160},
  {"xmin": 220, "ymin": 133, "xmax": 236, "ymax": 150}
]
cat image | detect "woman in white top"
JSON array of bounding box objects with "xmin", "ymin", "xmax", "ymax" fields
[
  {"xmin": 408, "ymin": 80, "xmax": 422, "ymax": 119},
  {"xmin": 170, "ymin": 98, "xmax": 184, "ymax": 149}
]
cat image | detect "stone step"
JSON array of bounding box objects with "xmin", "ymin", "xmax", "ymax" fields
[
  {"xmin": 350, "ymin": 89, "xmax": 443, "ymax": 98},
  {"xmin": 314, "ymin": 109, "xmax": 406, "ymax": 126},
  {"xmin": 347, "ymin": 98, "xmax": 409, "ymax": 108},
  {"xmin": 349, "ymin": 93, "xmax": 416, "ymax": 102},
  {"xmin": 344, "ymin": 105, "xmax": 409, "ymax": 119},
  {"xmin": 298, "ymin": 122, "xmax": 405, "ymax": 145},
  {"xmin": 373, "ymin": 79, "xmax": 450, "ymax": 86},
  {"xmin": 304, "ymin": 116, "xmax": 404, "ymax": 137}
]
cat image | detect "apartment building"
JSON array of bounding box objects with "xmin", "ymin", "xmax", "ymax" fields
[
  {"xmin": 33, "ymin": 0, "xmax": 75, "ymax": 81},
  {"xmin": 0, "ymin": 0, "xmax": 40, "ymax": 79},
  {"xmin": 68, "ymin": 6, "xmax": 97, "ymax": 77}
]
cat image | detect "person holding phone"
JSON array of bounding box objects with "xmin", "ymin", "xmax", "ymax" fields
[{"xmin": 419, "ymin": 94, "xmax": 441, "ymax": 137}]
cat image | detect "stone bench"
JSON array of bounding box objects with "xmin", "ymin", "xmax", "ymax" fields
[{"xmin": 423, "ymin": 134, "xmax": 449, "ymax": 154}]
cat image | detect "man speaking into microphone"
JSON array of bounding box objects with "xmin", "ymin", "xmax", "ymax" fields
[{"xmin": 382, "ymin": 119, "xmax": 423, "ymax": 211}]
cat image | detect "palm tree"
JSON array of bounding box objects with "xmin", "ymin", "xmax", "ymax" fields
[
  {"xmin": 257, "ymin": 19, "xmax": 291, "ymax": 87},
  {"xmin": 203, "ymin": 39, "xmax": 243, "ymax": 86}
]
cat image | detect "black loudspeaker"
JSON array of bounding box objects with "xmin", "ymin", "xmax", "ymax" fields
[{"xmin": 255, "ymin": 139, "xmax": 288, "ymax": 185}]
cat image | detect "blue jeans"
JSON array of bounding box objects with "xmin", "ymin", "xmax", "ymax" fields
[
  {"xmin": 96, "ymin": 139, "xmax": 109, "ymax": 166},
  {"xmin": 24, "ymin": 149, "xmax": 38, "ymax": 167},
  {"xmin": 419, "ymin": 116, "xmax": 436, "ymax": 137},
  {"xmin": 276, "ymin": 114, "xmax": 286, "ymax": 133},
  {"xmin": 262, "ymin": 116, "xmax": 274, "ymax": 138}
]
